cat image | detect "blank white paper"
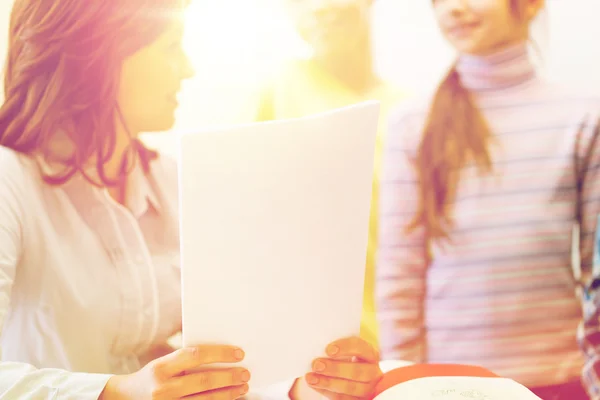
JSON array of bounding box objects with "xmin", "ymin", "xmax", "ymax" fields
[{"xmin": 179, "ymin": 101, "xmax": 380, "ymax": 390}]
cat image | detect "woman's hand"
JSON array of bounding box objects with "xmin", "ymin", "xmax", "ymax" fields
[
  {"xmin": 100, "ymin": 344, "xmax": 251, "ymax": 400},
  {"xmin": 304, "ymin": 337, "xmax": 383, "ymax": 399}
]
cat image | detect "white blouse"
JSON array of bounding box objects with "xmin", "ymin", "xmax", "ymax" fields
[{"xmin": 0, "ymin": 145, "xmax": 181, "ymax": 398}]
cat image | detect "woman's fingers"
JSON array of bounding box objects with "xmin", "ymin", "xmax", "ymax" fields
[
  {"xmin": 311, "ymin": 358, "xmax": 381, "ymax": 382},
  {"xmin": 152, "ymin": 345, "xmax": 245, "ymax": 379},
  {"xmin": 309, "ymin": 337, "xmax": 382, "ymax": 398},
  {"xmin": 156, "ymin": 367, "xmax": 251, "ymax": 398},
  {"xmin": 305, "ymin": 372, "xmax": 375, "ymax": 398},
  {"xmin": 185, "ymin": 383, "xmax": 250, "ymax": 399},
  {"xmin": 325, "ymin": 337, "xmax": 379, "ymax": 363}
]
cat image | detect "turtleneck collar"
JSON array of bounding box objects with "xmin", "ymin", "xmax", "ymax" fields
[{"xmin": 455, "ymin": 43, "xmax": 537, "ymax": 91}]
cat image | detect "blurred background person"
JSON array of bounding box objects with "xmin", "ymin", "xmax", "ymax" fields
[
  {"xmin": 255, "ymin": 0, "xmax": 403, "ymax": 121},
  {"xmin": 255, "ymin": 0, "xmax": 406, "ymax": 349},
  {"xmin": 376, "ymin": 0, "xmax": 600, "ymax": 399}
]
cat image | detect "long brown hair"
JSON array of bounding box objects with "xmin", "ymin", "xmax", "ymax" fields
[
  {"xmin": 408, "ymin": 0, "xmax": 530, "ymax": 254},
  {"xmin": 0, "ymin": 0, "xmax": 184, "ymax": 185}
]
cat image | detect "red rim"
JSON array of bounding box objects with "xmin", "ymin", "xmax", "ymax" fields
[{"xmin": 372, "ymin": 364, "xmax": 500, "ymax": 398}]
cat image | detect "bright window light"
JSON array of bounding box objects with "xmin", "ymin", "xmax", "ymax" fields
[{"xmin": 183, "ymin": 0, "xmax": 311, "ymax": 87}]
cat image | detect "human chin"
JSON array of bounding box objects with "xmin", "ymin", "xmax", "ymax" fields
[
  {"xmin": 158, "ymin": 113, "xmax": 177, "ymax": 132},
  {"xmin": 449, "ymin": 35, "xmax": 494, "ymax": 56},
  {"xmin": 157, "ymin": 99, "xmax": 179, "ymax": 130},
  {"xmin": 143, "ymin": 111, "xmax": 177, "ymax": 133}
]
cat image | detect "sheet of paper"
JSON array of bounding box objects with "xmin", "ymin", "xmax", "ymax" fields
[
  {"xmin": 374, "ymin": 377, "xmax": 542, "ymax": 400},
  {"xmin": 179, "ymin": 101, "xmax": 380, "ymax": 390}
]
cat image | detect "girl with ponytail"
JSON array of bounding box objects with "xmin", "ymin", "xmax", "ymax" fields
[{"xmin": 377, "ymin": 0, "xmax": 600, "ymax": 398}]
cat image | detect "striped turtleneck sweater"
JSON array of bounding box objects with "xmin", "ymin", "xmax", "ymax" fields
[{"xmin": 376, "ymin": 44, "xmax": 600, "ymax": 388}]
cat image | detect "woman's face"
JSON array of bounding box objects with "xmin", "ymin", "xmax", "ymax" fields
[
  {"xmin": 288, "ymin": 0, "xmax": 374, "ymax": 58},
  {"xmin": 432, "ymin": 0, "xmax": 543, "ymax": 56},
  {"xmin": 117, "ymin": 18, "xmax": 195, "ymax": 135}
]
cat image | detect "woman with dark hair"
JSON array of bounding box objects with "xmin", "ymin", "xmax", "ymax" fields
[
  {"xmin": 377, "ymin": 0, "xmax": 600, "ymax": 399},
  {"xmin": 0, "ymin": 0, "xmax": 382, "ymax": 399}
]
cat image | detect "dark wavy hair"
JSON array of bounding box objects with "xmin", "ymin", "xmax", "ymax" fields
[{"xmin": 0, "ymin": 0, "xmax": 186, "ymax": 185}]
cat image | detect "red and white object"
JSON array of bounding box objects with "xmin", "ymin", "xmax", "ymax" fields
[{"xmin": 371, "ymin": 364, "xmax": 542, "ymax": 399}]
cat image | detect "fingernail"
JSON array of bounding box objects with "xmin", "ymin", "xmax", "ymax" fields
[
  {"xmin": 241, "ymin": 370, "xmax": 251, "ymax": 382},
  {"xmin": 313, "ymin": 360, "xmax": 326, "ymax": 372},
  {"xmin": 307, "ymin": 374, "xmax": 319, "ymax": 385},
  {"xmin": 240, "ymin": 384, "xmax": 249, "ymax": 394},
  {"xmin": 234, "ymin": 349, "xmax": 245, "ymax": 360},
  {"xmin": 326, "ymin": 345, "xmax": 339, "ymax": 356}
]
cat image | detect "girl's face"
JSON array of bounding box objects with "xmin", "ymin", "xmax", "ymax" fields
[{"xmin": 432, "ymin": 0, "xmax": 543, "ymax": 56}]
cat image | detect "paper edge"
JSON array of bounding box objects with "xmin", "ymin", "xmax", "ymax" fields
[{"xmin": 176, "ymin": 100, "xmax": 381, "ymax": 139}]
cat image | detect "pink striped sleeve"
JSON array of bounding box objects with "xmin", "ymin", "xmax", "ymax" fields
[{"xmin": 376, "ymin": 113, "xmax": 428, "ymax": 362}]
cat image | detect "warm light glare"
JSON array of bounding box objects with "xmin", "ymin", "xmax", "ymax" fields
[{"xmin": 183, "ymin": 0, "xmax": 311, "ymax": 86}]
